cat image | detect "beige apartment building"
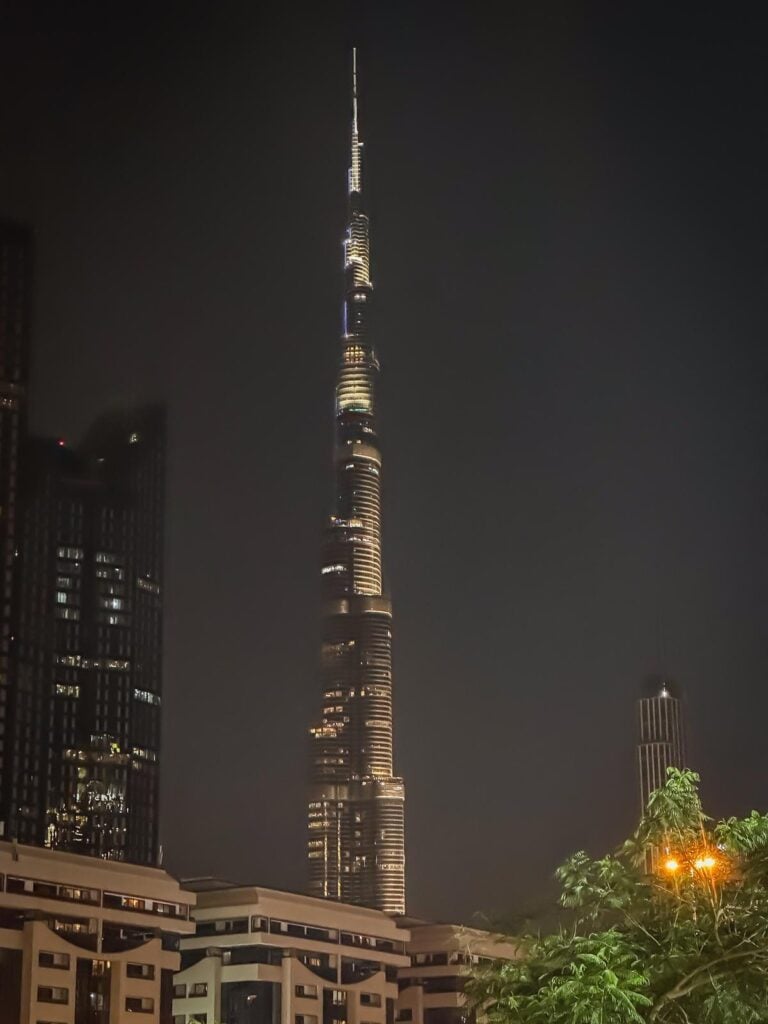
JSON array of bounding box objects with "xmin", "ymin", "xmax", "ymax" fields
[
  {"xmin": 172, "ymin": 884, "xmax": 517, "ymax": 1024},
  {"xmin": 172, "ymin": 883, "xmax": 408, "ymax": 1024},
  {"xmin": 0, "ymin": 839, "xmax": 195, "ymax": 1023},
  {"xmin": 398, "ymin": 922, "xmax": 518, "ymax": 1024}
]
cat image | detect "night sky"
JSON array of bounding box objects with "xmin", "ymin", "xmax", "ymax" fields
[{"xmin": 1, "ymin": 3, "xmax": 767, "ymax": 924}]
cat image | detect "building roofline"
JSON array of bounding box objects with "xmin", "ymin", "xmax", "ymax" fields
[{"xmin": 0, "ymin": 840, "xmax": 184, "ymax": 884}]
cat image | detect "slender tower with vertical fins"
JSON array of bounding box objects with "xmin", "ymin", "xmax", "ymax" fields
[
  {"xmin": 637, "ymin": 677, "xmax": 686, "ymax": 813},
  {"xmin": 307, "ymin": 51, "xmax": 406, "ymax": 915}
]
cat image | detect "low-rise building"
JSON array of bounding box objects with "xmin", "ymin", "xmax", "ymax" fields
[
  {"xmin": 172, "ymin": 882, "xmax": 410, "ymax": 1024},
  {"xmin": 172, "ymin": 885, "xmax": 518, "ymax": 1024},
  {"xmin": 0, "ymin": 839, "xmax": 195, "ymax": 1023},
  {"xmin": 397, "ymin": 923, "xmax": 518, "ymax": 1024}
]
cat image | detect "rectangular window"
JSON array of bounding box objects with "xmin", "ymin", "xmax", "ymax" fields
[
  {"xmin": 7, "ymin": 876, "xmax": 99, "ymax": 904},
  {"xmin": 125, "ymin": 996, "xmax": 155, "ymax": 1012},
  {"xmin": 133, "ymin": 688, "xmax": 161, "ymax": 706},
  {"xmin": 56, "ymin": 607, "xmax": 80, "ymax": 621},
  {"xmin": 360, "ymin": 994, "xmax": 382, "ymax": 1008},
  {"xmin": 190, "ymin": 983, "xmax": 208, "ymax": 997},
  {"xmin": 57, "ymin": 547, "xmax": 83, "ymax": 561},
  {"xmin": 127, "ymin": 962, "xmax": 155, "ymax": 980},
  {"xmin": 55, "ymin": 684, "xmax": 80, "ymax": 699},
  {"xmin": 196, "ymin": 917, "xmax": 247, "ymax": 936},
  {"xmin": 173, "ymin": 984, "xmax": 187, "ymax": 998},
  {"xmin": 103, "ymin": 892, "xmax": 185, "ymax": 918},
  {"xmin": 296, "ymin": 1016, "xmax": 318, "ymax": 1024},
  {"xmin": 38, "ymin": 951, "xmax": 70, "ymax": 970},
  {"xmin": 296, "ymin": 985, "xmax": 318, "ymax": 998},
  {"xmin": 37, "ymin": 986, "xmax": 68, "ymax": 1004}
]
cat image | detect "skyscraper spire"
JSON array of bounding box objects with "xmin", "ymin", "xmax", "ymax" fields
[
  {"xmin": 352, "ymin": 46, "xmax": 359, "ymax": 135},
  {"xmin": 307, "ymin": 52, "xmax": 406, "ymax": 915}
]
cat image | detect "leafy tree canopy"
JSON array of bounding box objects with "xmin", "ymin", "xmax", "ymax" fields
[{"xmin": 468, "ymin": 769, "xmax": 768, "ymax": 1023}]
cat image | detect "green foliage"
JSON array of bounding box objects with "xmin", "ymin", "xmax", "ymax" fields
[{"xmin": 468, "ymin": 769, "xmax": 768, "ymax": 1023}]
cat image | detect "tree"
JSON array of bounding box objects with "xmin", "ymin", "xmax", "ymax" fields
[{"xmin": 468, "ymin": 769, "xmax": 768, "ymax": 1022}]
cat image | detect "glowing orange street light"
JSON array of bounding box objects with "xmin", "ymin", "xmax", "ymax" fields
[
  {"xmin": 694, "ymin": 854, "xmax": 717, "ymax": 871},
  {"xmin": 664, "ymin": 857, "xmax": 680, "ymax": 873}
]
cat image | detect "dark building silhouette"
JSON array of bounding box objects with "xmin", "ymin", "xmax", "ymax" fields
[
  {"xmin": 637, "ymin": 677, "xmax": 686, "ymax": 814},
  {"xmin": 6, "ymin": 408, "xmax": 166, "ymax": 864},
  {"xmin": 0, "ymin": 220, "xmax": 33, "ymax": 840},
  {"xmin": 307, "ymin": 52, "xmax": 406, "ymax": 914}
]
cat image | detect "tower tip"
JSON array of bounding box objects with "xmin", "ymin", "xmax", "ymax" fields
[{"xmin": 352, "ymin": 47, "xmax": 358, "ymax": 132}]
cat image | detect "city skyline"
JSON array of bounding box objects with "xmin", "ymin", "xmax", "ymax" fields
[{"xmin": 0, "ymin": 6, "xmax": 766, "ymax": 924}]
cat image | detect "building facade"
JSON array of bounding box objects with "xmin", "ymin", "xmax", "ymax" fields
[
  {"xmin": 5, "ymin": 407, "xmax": 165, "ymax": 864},
  {"xmin": 398, "ymin": 923, "xmax": 518, "ymax": 1024},
  {"xmin": 0, "ymin": 838, "xmax": 194, "ymax": 1023},
  {"xmin": 172, "ymin": 883, "xmax": 409, "ymax": 1024},
  {"xmin": 172, "ymin": 886, "xmax": 518, "ymax": 1024},
  {"xmin": 637, "ymin": 677, "xmax": 686, "ymax": 813},
  {"xmin": 307, "ymin": 52, "xmax": 406, "ymax": 916},
  {"xmin": 0, "ymin": 221, "xmax": 32, "ymax": 842}
]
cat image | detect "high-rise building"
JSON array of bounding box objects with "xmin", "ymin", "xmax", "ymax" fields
[
  {"xmin": 637, "ymin": 677, "xmax": 686, "ymax": 814},
  {"xmin": 4, "ymin": 406, "xmax": 165, "ymax": 865},
  {"xmin": 307, "ymin": 52, "xmax": 406, "ymax": 915},
  {"xmin": 0, "ymin": 221, "xmax": 32, "ymax": 827}
]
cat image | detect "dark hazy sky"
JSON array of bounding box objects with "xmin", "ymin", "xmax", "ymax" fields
[{"xmin": 1, "ymin": 2, "xmax": 767, "ymax": 923}]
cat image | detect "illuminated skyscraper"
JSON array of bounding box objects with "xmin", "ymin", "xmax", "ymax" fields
[
  {"xmin": 0, "ymin": 223, "xmax": 165, "ymax": 865},
  {"xmin": 9, "ymin": 407, "xmax": 165, "ymax": 864},
  {"xmin": 308, "ymin": 52, "xmax": 406, "ymax": 915},
  {"xmin": 637, "ymin": 677, "xmax": 686, "ymax": 813}
]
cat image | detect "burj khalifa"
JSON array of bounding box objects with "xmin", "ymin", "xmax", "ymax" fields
[{"xmin": 307, "ymin": 51, "xmax": 406, "ymax": 915}]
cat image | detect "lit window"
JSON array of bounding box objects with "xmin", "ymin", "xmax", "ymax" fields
[
  {"xmin": 37, "ymin": 985, "xmax": 68, "ymax": 1004},
  {"xmin": 57, "ymin": 546, "xmax": 83, "ymax": 561},
  {"xmin": 38, "ymin": 951, "xmax": 70, "ymax": 969},
  {"xmin": 133, "ymin": 689, "xmax": 161, "ymax": 707},
  {"xmin": 344, "ymin": 346, "xmax": 363, "ymax": 363},
  {"xmin": 55, "ymin": 684, "xmax": 80, "ymax": 699},
  {"xmin": 131, "ymin": 747, "xmax": 158, "ymax": 762},
  {"xmin": 56, "ymin": 607, "xmax": 80, "ymax": 621}
]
